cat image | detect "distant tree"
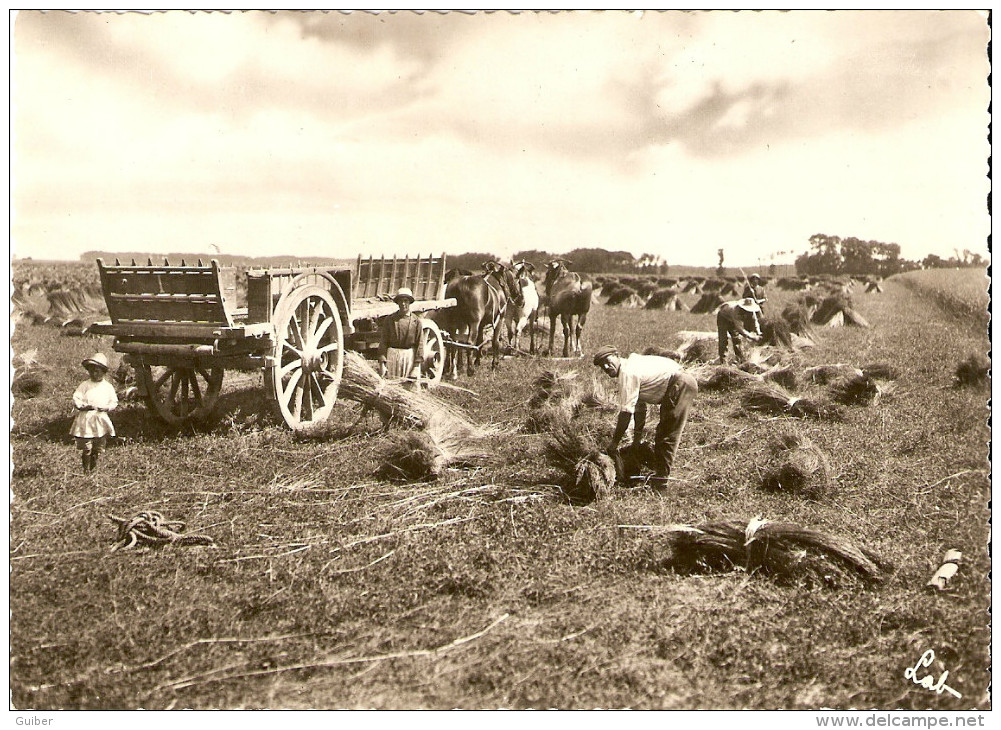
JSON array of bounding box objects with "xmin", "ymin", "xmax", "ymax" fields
[
  {"xmin": 511, "ymin": 249, "xmax": 554, "ymax": 269},
  {"xmin": 716, "ymin": 248, "xmax": 725, "ymax": 277},
  {"xmin": 922, "ymin": 254, "xmax": 948, "ymax": 269},
  {"xmin": 447, "ymin": 252, "xmax": 500, "ymax": 272}
]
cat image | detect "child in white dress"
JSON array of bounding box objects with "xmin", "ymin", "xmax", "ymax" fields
[{"xmin": 70, "ymin": 353, "xmax": 118, "ymax": 473}]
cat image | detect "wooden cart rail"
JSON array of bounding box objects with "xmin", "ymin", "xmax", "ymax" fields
[
  {"xmin": 355, "ymin": 253, "xmax": 447, "ymax": 301},
  {"xmin": 96, "ymin": 258, "xmax": 237, "ymax": 326}
]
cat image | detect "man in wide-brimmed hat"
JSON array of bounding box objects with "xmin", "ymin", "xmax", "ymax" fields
[
  {"xmin": 593, "ymin": 345, "xmax": 698, "ymax": 483},
  {"xmin": 716, "ymin": 297, "xmax": 762, "ymax": 364},
  {"xmin": 379, "ymin": 287, "xmax": 425, "ymax": 381}
]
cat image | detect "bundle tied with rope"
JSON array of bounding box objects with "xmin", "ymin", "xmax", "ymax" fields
[
  {"xmin": 338, "ymin": 352, "xmax": 499, "ymax": 482},
  {"xmin": 739, "ymin": 381, "xmax": 845, "ymax": 421},
  {"xmin": 524, "ymin": 369, "xmax": 616, "ymax": 434},
  {"xmin": 109, "ymin": 511, "xmax": 214, "ymax": 551},
  {"xmin": 760, "ymin": 426, "xmax": 832, "ymax": 499},
  {"xmin": 542, "ymin": 410, "xmax": 616, "ymax": 505},
  {"xmin": 656, "ymin": 517, "xmax": 885, "ymax": 587}
]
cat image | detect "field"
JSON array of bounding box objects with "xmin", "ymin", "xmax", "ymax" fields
[{"xmin": 9, "ymin": 266, "xmax": 991, "ymax": 709}]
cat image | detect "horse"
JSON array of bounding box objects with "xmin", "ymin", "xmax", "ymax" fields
[
  {"xmin": 434, "ymin": 262, "xmax": 520, "ymax": 377},
  {"xmin": 543, "ymin": 259, "xmax": 593, "ymax": 358},
  {"xmin": 505, "ymin": 261, "xmax": 540, "ymax": 354}
]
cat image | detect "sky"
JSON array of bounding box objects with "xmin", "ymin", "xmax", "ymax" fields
[{"xmin": 10, "ymin": 10, "xmax": 991, "ymax": 267}]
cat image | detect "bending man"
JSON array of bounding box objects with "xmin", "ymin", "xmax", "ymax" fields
[
  {"xmin": 593, "ymin": 345, "xmax": 698, "ymax": 482},
  {"xmin": 716, "ymin": 297, "xmax": 762, "ymax": 364}
]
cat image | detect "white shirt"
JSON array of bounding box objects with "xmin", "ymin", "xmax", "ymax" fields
[
  {"xmin": 616, "ymin": 353, "xmax": 682, "ymax": 414},
  {"xmin": 70, "ymin": 379, "xmax": 118, "ymax": 438}
]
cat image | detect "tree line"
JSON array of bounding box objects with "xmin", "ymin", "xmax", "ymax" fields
[{"xmin": 794, "ymin": 234, "xmax": 987, "ymax": 277}]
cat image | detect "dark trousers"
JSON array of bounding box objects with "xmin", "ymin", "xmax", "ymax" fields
[
  {"xmin": 717, "ymin": 319, "xmax": 744, "ymax": 362},
  {"xmin": 653, "ymin": 372, "xmax": 698, "ymax": 477}
]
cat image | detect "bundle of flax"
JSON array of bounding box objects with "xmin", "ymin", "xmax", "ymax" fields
[
  {"xmin": 760, "ymin": 427, "xmax": 832, "ymax": 499},
  {"xmin": 525, "ymin": 369, "xmax": 616, "ymax": 433},
  {"xmin": 803, "ymin": 363, "xmax": 864, "ymax": 385},
  {"xmin": 674, "ymin": 331, "xmax": 720, "ymax": 363},
  {"xmin": 740, "ymin": 381, "xmax": 845, "ymax": 420},
  {"xmin": 342, "ymin": 351, "xmax": 484, "ymax": 435},
  {"xmin": 829, "ymin": 373, "xmax": 881, "ymax": 406},
  {"xmin": 691, "ymin": 363, "xmax": 762, "ymax": 391},
  {"xmin": 378, "ymin": 412, "xmax": 497, "ymax": 482},
  {"xmin": 659, "ymin": 517, "xmax": 885, "ymax": 586},
  {"xmin": 543, "ymin": 411, "xmax": 615, "ymax": 505}
]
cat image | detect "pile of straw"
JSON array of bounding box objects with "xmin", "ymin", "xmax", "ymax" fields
[
  {"xmin": 12, "ymin": 348, "xmax": 48, "ymax": 399},
  {"xmin": 615, "ymin": 441, "xmax": 657, "ymax": 481},
  {"xmin": 341, "ymin": 351, "xmax": 485, "ymax": 435},
  {"xmin": 760, "ymin": 427, "xmax": 831, "ymax": 499},
  {"xmin": 642, "ymin": 346, "xmax": 682, "ymax": 360},
  {"xmin": 674, "ymin": 331, "xmax": 719, "ymax": 363},
  {"xmin": 690, "ymin": 292, "xmax": 724, "ymax": 314},
  {"xmin": 812, "ymin": 294, "xmax": 870, "ymax": 328},
  {"xmin": 803, "ymin": 363, "xmax": 863, "ymax": 385},
  {"xmin": 542, "ymin": 412, "xmax": 615, "ymax": 505},
  {"xmin": 645, "ymin": 288, "xmax": 687, "ymax": 311},
  {"xmin": 659, "ymin": 517, "xmax": 885, "ymax": 586},
  {"xmin": 740, "ymin": 381, "xmax": 845, "ymax": 420},
  {"xmin": 761, "ymin": 320, "xmax": 794, "ymax": 349},
  {"xmin": 525, "ymin": 369, "xmax": 616, "ymax": 433},
  {"xmin": 954, "ymin": 352, "xmax": 990, "ymax": 389},
  {"xmin": 762, "ymin": 364, "xmax": 798, "ymax": 390},
  {"xmin": 829, "ymin": 373, "xmax": 881, "ymax": 406},
  {"xmin": 377, "ymin": 417, "xmax": 497, "ymax": 482},
  {"xmin": 692, "ymin": 364, "xmax": 762, "ymax": 391},
  {"xmin": 861, "ymin": 362, "xmax": 900, "ymax": 381}
]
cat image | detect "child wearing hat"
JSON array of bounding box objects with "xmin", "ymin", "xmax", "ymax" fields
[{"xmin": 70, "ymin": 353, "xmax": 118, "ymax": 474}]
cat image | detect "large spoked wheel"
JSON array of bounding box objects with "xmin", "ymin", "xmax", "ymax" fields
[
  {"xmin": 137, "ymin": 363, "xmax": 224, "ymax": 424},
  {"xmin": 266, "ymin": 285, "xmax": 344, "ymax": 430},
  {"xmin": 421, "ymin": 319, "xmax": 445, "ymax": 388}
]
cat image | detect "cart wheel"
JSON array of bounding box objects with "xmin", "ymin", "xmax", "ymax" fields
[
  {"xmin": 137, "ymin": 364, "xmax": 224, "ymax": 424},
  {"xmin": 421, "ymin": 319, "xmax": 445, "ymax": 388},
  {"xmin": 266, "ymin": 285, "xmax": 344, "ymax": 430}
]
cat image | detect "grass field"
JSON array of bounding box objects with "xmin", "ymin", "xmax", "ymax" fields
[{"xmin": 10, "ymin": 268, "xmax": 991, "ymax": 709}]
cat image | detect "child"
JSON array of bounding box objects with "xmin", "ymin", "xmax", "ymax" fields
[{"xmin": 70, "ymin": 353, "xmax": 118, "ymax": 474}]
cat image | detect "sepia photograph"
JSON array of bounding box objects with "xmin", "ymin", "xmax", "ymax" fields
[{"xmin": 9, "ymin": 9, "xmax": 991, "ymax": 713}]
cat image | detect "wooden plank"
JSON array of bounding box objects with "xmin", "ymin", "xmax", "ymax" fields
[
  {"xmin": 89, "ymin": 321, "xmax": 274, "ymax": 339},
  {"xmin": 389, "ymin": 255, "xmax": 399, "ymax": 295}
]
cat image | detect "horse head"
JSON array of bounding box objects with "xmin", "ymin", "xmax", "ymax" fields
[
  {"xmin": 484, "ymin": 262, "xmax": 523, "ymax": 308},
  {"xmin": 544, "ymin": 259, "xmax": 571, "ymax": 293}
]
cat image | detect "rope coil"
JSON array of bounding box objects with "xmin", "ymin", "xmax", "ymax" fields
[{"xmin": 109, "ymin": 511, "xmax": 214, "ymax": 552}]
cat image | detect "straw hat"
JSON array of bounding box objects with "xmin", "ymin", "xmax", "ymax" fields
[
  {"xmin": 394, "ymin": 287, "xmax": 415, "ymax": 303},
  {"xmin": 737, "ymin": 298, "xmax": 761, "ymax": 313},
  {"xmin": 82, "ymin": 353, "xmax": 110, "ymax": 371}
]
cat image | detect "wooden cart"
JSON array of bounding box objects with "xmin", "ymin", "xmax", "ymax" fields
[{"xmin": 89, "ymin": 254, "xmax": 455, "ymax": 431}]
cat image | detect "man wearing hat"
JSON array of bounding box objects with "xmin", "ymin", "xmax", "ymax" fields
[
  {"xmin": 379, "ymin": 287, "xmax": 425, "ymax": 381},
  {"xmin": 593, "ymin": 345, "xmax": 699, "ymax": 482},
  {"xmin": 742, "ymin": 273, "xmax": 768, "ymax": 314},
  {"xmin": 716, "ymin": 297, "xmax": 762, "ymax": 364},
  {"xmin": 70, "ymin": 353, "xmax": 118, "ymax": 474}
]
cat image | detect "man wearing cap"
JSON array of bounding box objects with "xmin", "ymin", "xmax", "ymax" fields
[
  {"xmin": 593, "ymin": 346, "xmax": 698, "ymax": 482},
  {"xmin": 379, "ymin": 287, "xmax": 425, "ymax": 381},
  {"xmin": 742, "ymin": 273, "xmax": 768, "ymax": 314},
  {"xmin": 716, "ymin": 298, "xmax": 762, "ymax": 364}
]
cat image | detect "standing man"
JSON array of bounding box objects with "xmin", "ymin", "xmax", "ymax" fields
[
  {"xmin": 593, "ymin": 345, "xmax": 698, "ymax": 482},
  {"xmin": 379, "ymin": 287, "xmax": 425, "ymax": 382},
  {"xmin": 742, "ymin": 273, "xmax": 768, "ymax": 314},
  {"xmin": 716, "ymin": 298, "xmax": 762, "ymax": 364}
]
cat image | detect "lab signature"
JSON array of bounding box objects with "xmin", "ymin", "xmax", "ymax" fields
[{"xmin": 904, "ymin": 649, "xmax": 962, "ymax": 699}]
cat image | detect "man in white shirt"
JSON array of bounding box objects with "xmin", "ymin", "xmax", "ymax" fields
[{"xmin": 593, "ymin": 345, "xmax": 698, "ymax": 481}]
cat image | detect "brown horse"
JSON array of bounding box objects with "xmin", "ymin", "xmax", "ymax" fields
[
  {"xmin": 434, "ymin": 262, "xmax": 520, "ymax": 376},
  {"xmin": 543, "ymin": 259, "xmax": 593, "ymax": 358}
]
